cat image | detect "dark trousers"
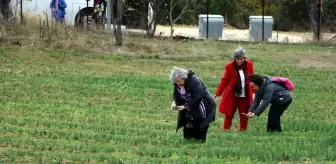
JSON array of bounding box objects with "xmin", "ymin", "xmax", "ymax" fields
[
  {"xmin": 183, "ymin": 121, "xmax": 209, "ymax": 143},
  {"xmin": 267, "ymin": 99, "xmax": 292, "ymax": 132}
]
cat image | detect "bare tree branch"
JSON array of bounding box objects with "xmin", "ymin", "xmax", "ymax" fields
[
  {"xmin": 172, "ymin": 1, "xmax": 179, "ymax": 10},
  {"xmin": 173, "ymin": 0, "xmax": 192, "ymax": 23},
  {"xmin": 169, "ymin": 0, "xmax": 195, "ymax": 37}
]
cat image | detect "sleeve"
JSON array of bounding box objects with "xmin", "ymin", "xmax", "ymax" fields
[
  {"xmin": 172, "ymin": 86, "xmax": 183, "ymax": 106},
  {"xmin": 250, "ymin": 62, "xmax": 256, "ymax": 94},
  {"xmin": 215, "ymin": 64, "xmax": 231, "ymax": 96},
  {"xmin": 50, "ymin": 0, "xmax": 55, "ymax": 9},
  {"xmin": 172, "ymin": 86, "xmax": 176, "ymax": 102},
  {"xmin": 251, "ymin": 62, "xmax": 255, "ymax": 74},
  {"xmin": 248, "ymin": 92, "xmax": 261, "ymax": 112},
  {"xmin": 58, "ymin": 0, "xmax": 67, "ymax": 8},
  {"xmin": 253, "ymin": 85, "xmax": 275, "ymax": 116},
  {"xmin": 184, "ymin": 77, "xmax": 204, "ymax": 110}
]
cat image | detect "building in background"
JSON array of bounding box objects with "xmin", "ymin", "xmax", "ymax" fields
[{"xmin": 12, "ymin": 0, "xmax": 152, "ymax": 30}]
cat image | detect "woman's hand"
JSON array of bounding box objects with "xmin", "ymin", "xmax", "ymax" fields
[
  {"xmin": 171, "ymin": 101, "xmax": 176, "ymax": 110},
  {"xmin": 247, "ymin": 112, "xmax": 256, "ymax": 118},
  {"xmin": 242, "ymin": 112, "xmax": 256, "ymax": 118},
  {"xmin": 176, "ymin": 106, "xmax": 185, "ymax": 111}
]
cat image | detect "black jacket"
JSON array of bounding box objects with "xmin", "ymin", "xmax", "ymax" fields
[{"xmin": 173, "ymin": 70, "xmax": 216, "ymax": 132}]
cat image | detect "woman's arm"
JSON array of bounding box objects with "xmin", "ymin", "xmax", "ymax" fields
[
  {"xmin": 253, "ymin": 85, "xmax": 275, "ymax": 116},
  {"xmin": 59, "ymin": 0, "xmax": 67, "ymax": 8},
  {"xmin": 249, "ymin": 93, "xmax": 261, "ymax": 112},
  {"xmin": 50, "ymin": 0, "xmax": 55, "ymax": 9},
  {"xmin": 184, "ymin": 76, "xmax": 204, "ymax": 110},
  {"xmin": 172, "ymin": 86, "xmax": 185, "ymax": 106},
  {"xmin": 215, "ymin": 64, "xmax": 231, "ymax": 96},
  {"xmin": 250, "ymin": 62, "xmax": 256, "ymax": 94},
  {"xmin": 251, "ymin": 62, "xmax": 255, "ymax": 74}
]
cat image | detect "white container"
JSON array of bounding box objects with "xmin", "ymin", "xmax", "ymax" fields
[
  {"xmin": 198, "ymin": 14, "xmax": 224, "ymax": 39},
  {"xmin": 249, "ymin": 16, "xmax": 274, "ymax": 42}
]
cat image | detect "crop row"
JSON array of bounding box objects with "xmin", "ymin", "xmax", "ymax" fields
[
  {"xmin": 1, "ymin": 123, "xmax": 335, "ymax": 160},
  {"xmin": 2, "ymin": 114, "xmax": 335, "ymax": 141},
  {"xmin": 1, "ymin": 136, "xmax": 335, "ymax": 163},
  {"xmin": 1, "ymin": 147, "xmax": 263, "ymax": 164}
]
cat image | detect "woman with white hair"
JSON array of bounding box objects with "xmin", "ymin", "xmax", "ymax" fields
[
  {"xmin": 214, "ymin": 47, "xmax": 255, "ymax": 131},
  {"xmin": 170, "ymin": 67, "xmax": 216, "ymax": 143}
]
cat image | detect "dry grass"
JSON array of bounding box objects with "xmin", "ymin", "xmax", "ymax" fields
[
  {"xmin": 1, "ymin": 14, "xmax": 194, "ymax": 57},
  {"xmin": 298, "ymin": 54, "xmax": 336, "ymax": 69},
  {"xmin": 1, "ymin": 14, "xmax": 226, "ymax": 61},
  {"xmin": 1, "ymin": 13, "xmax": 336, "ymax": 66},
  {"xmin": 1, "ymin": 14, "xmax": 112, "ymax": 52}
]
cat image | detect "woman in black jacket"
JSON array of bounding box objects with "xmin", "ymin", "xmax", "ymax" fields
[{"xmin": 170, "ymin": 67, "xmax": 216, "ymax": 143}]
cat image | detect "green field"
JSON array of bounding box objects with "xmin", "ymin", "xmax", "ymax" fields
[{"xmin": 1, "ymin": 40, "xmax": 336, "ymax": 163}]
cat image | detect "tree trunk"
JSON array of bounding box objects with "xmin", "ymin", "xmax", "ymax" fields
[
  {"xmin": 115, "ymin": 0, "xmax": 123, "ymax": 46},
  {"xmin": 111, "ymin": 0, "xmax": 118, "ymax": 42},
  {"xmin": 0, "ymin": 12, "xmax": 3, "ymax": 22},
  {"xmin": 146, "ymin": 2, "xmax": 155, "ymax": 37},
  {"xmin": 150, "ymin": 18, "xmax": 157, "ymax": 37},
  {"xmin": 169, "ymin": 0, "xmax": 174, "ymax": 37},
  {"xmin": 0, "ymin": 0, "xmax": 12, "ymax": 41},
  {"xmin": 146, "ymin": 0, "xmax": 171, "ymax": 37},
  {"xmin": 147, "ymin": 19, "xmax": 156, "ymax": 37},
  {"xmin": 1, "ymin": 23, "xmax": 5, "ymax": 41},
  {"xmin": 169, "ymin": 0, "xmax": 192, "ymax": 37},
  {"xmin": 0, "ymin": 0, "xmax": 13, "ymax": 21}
]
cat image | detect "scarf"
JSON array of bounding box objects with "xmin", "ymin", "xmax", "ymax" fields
[
  {"xmin": 234, "ymin": 61, "xmax": 246, "ymax": 96},
  {"xmin": 177, "ymin": 86, "xmax": 206, "ymax": 119}
]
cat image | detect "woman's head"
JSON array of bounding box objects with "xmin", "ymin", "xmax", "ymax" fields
[
  {"xmin": 233, "ymin": 47, "xmax": 246, "ymax": 66},
  {"xmin": 248, "ymin": 74, "xmax": 264, "ymax": 92},
  {"xmin": 170, "ymin": 66, "xmax": 189, "ymax": 86}
]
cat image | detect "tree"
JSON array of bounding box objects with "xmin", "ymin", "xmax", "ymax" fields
[
  {"xmin": 0, "ymin": 0, "xmax": 12, "ymax": 21},
  {"xmin": 321, "ymin": 0, "xmax": 336, "ymax": 32},
  {"xmin": 169, "ymin": 0, "xmax": 195, "ymax": 37},
  {"xmin": 0, "ymin": 0, "xmax": 13, "ymax": 41},
  {"xmin": 147, "ymin": 0, "xmax": 169, "ymax": 37}
]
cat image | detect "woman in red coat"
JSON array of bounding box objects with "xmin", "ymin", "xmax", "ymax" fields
[{"xmin": 214, "ymin": 47, "xmax": 255, "ymax": 131}]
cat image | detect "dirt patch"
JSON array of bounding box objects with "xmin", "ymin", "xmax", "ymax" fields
[{"xmin": 298, "ymin": 54, "xmax": 336, "ymax": 69}]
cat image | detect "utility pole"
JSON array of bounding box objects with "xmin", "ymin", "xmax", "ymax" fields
[
  {"xmin": 262, "ymin": 0, "xmax": 265, "ymax": 42},
  {"xmin": 115, "ymin": 0, "xmax": 123, "ymax": 46},
  {"xmin": 106, "ymin": 0, "xmax": 112, "ymax": 31},
  {"xmin": 194, "ymin": 0, "xmax": 196, "ymax": 25},
  {"xmin": 206, "ymin": 0, "xmax": 209, "ymax": 39}
]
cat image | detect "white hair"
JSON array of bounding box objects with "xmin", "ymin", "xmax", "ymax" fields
[
  {"xmin": 169, "ymin": 66, "xmax": 189, "ymax": 84},
  {"xmin": 233, "ymin": 47, "xmax": 246, "ymax": 59}
]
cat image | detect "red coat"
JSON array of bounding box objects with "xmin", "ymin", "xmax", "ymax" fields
[{"xmin": 215, "ymin": 60, "xmax": 255, "ymax": 116}]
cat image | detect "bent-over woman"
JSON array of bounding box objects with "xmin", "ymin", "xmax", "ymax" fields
[{"xmin": 170, "ymin": 67, "xmax": 216, "ymax": 143}]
